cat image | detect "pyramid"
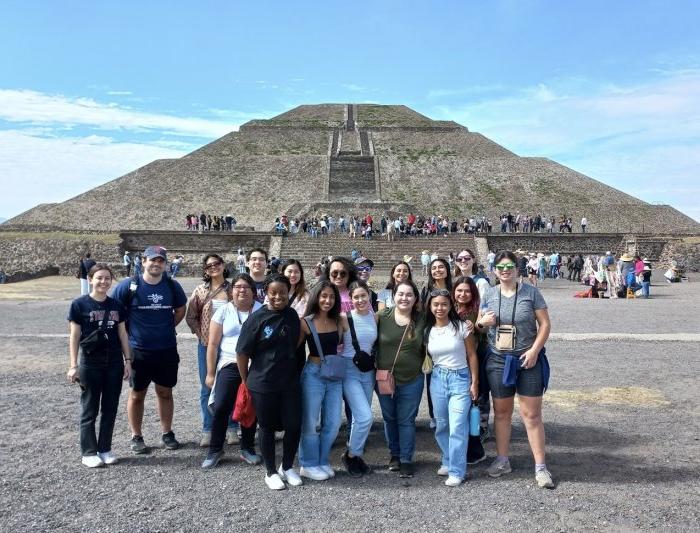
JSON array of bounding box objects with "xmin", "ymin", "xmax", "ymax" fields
[{"xmin": 6, "ymin": 103, "xmax": 698, "ymax": 233}]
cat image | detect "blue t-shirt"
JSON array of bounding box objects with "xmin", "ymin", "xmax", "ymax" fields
[{"xmin": 112, "ymin": 276, "xmax": 187, "ymax": 350}]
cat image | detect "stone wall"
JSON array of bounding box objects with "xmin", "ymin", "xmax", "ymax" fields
[
  {"xmin": 484, "ymin": 234, "xmax": 627, "ymax": 257},
  {"xmin": 0, "ymin": 233, "xmax": 122, "ymax": 281},
  {"xmin": 658, "ymin": 240, "xmax": 700, "ymax": 272}
]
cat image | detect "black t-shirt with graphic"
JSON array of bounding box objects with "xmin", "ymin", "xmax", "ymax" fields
[
  {"xmin": 236, "ymin": 305, "xmax": 301, "ymax": 393},
  {"xmin": 67, "ymin": 295, "xmax": 126, "ymax": 352}
]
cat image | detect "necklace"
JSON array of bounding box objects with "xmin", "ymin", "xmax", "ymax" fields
[{"xmin": 433, "ymin": 323, "xmax": 450, "ymax": 335}]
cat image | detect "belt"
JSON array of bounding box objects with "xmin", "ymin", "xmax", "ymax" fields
[{"xmin": 307, "ymin": 355, "xmax": 322, "ymax": 365}]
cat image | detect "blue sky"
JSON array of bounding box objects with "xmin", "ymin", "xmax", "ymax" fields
[{"xmin": 1, "ymin": 0, "xmax": 698, "ymax": 221}]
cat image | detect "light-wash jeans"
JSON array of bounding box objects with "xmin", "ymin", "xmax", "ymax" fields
[
  {"xmin": 299, "ymin": 362, "xmax": 343, "ymax": 467},
  {"xmin": 197, "ymin": 343, "xmax": 236, "ymax": 432},
  {"xmin": 430, "ymin": 365, "xmax": 472, "ymax": 479},
  {"xmin": 342, "ymin": 358, "xmax": 375, "ymax": 457},
  {"xmin": 377, "ymin": 373, "xmax": 424, "ymax": 464}
]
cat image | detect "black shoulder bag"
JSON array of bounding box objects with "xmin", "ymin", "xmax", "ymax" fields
[
  {"xmin": 79, "ymin": 311, "xmax": 111, "ymax": 361},
  {"xmin": 347, "ymin": 313, "xmax": 375, "ymax": 372}
]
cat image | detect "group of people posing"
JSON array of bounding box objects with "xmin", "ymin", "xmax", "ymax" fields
[{"xmin": 67, "ymin": 245, "xmax": 555, "ymax": 491}]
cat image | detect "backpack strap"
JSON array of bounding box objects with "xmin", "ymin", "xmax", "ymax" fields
[{"xmin": 346, "ymin": 313, "xmax": 362, "ymax": 354}]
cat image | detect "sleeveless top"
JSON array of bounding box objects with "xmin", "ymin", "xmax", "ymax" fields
[{"xmin": 306, "ymin": 329, "xmax": 340, "ymax": 357}]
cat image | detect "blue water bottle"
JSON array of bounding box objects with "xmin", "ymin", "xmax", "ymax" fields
[{"xmin": 469, "ymin": 405, "xmax": 480, "ymax": 436}]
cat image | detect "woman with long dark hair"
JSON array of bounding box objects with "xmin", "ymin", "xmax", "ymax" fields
[
  {"xmin": 298, "ymin": 280, "xmax": 345, "ymax": 481},
  {"xmin": 377, "ymin": 261, "xmax": 412, "ymax": 311},
  {"xmin": 475, "ymin": 251, "xmax": 553, "ymax": 489},
  {"xmin": 424, "ymin": 288, "xmax": 478, "ymax": 486},
  {"xmin": 281, "ymin": 259, "xmax": 309, "ymax": 317},
  {"xmin": 375, "ymin": 280, "xmax": 425, "ymax": 478},
  {"xmin": 186, "ymin": 253, "xmax": 235, "ymax": 447},
  {"xmin": 453, "ymin": 248, "xmax": 490, "ymax": 301},
  {"xmin": 420, "ymin": 257, "xmax": 453, "ymax": 427},
  {"xmin": 452, "ymin": 276, "xmax": 487, "ymax": 464}
]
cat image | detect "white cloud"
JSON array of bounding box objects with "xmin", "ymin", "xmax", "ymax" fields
[
  {"xmin": 0, "ymin": 130, "xmax": 187, "ymax": 219},
  {"xmin": 428, "ymin": 70, "xmax": 700, "ymax": 221},
  {"xmin": 0, "ymin": 89, "xmax": 236, "ymax": 138},
  {"xmin": 106, "ymin": 90, "xmax": 133, "ymax": 96}
]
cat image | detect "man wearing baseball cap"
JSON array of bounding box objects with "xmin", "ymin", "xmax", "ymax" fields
[{"xmin": 112, "ymin": 245, "xmax": 188, "ymax": 454}]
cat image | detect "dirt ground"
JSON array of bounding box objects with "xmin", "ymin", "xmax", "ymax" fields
[{"xmin": 0, "ymin": 274, "xmax": 698, "ymax": 532}]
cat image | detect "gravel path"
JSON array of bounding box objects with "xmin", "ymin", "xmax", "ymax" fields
[{"xmin": 0, "ymin": 276, "xmax": 698, "ymax": 532}]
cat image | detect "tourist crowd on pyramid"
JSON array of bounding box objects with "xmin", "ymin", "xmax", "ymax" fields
[{"xmin": 270, "ymin": 212, "xmax": 589, "ymax": 238}]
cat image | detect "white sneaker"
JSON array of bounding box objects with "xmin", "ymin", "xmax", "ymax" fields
[
  {"xmin": 200, "ymin": 432, "xmax": 211, "ymax": 447},
  {"xmin": 278, "ymin": 465, "xmax": 303, "ymax": 486},
  {"xmin": 445, "ymin": 476, "xmax": 463, "ymax": 487},
  {"xmin": 226, "ymin": 429, "xmax": 240, "ymax": 445},
  {"xmin": 299, "ymin": 466, "xmax": 330, "ymax": 481},
  {"xmin": 437, "ymin": 465, "xmax": 449, "ymax": 476},
  {"xmin": 97, "ymin": 451, "xmax": 118, "ymax": 465},
  {"xmin": 319, "ymin": 464, "xmax": 335, "ymax": 478},
  {"xmin": 264, "ymin": 473, "xmax": 286, "ymax": 490},
  {"xmin": 81, "ymin": 455, "xmax": 105, "ymax": 468}
]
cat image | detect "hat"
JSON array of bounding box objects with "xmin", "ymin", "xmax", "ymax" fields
[
  {"xmin": 643, "ymin": 265, "xmax": 651, "ymax": 271},
  {"xmin": 620, "ymin": 253, "xmax": 634, "ymax": 261},
  {"xmin": 403, "ymin": 255, "xmax": 413, "ymax": 263},
  {"xmin": 606, "ymin": 251, "xmax": 611, "ymax": 255},
  {"xmin": 144, "ymin": 245, "xmax": 167, "ymax": 260},
  {"xmin": 355, "ymin": 257, "xmax": 374, "ymax": 268}
]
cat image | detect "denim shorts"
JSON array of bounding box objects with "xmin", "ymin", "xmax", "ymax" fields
[{"xmin": 486, "ymin": 351, "xmax": 544, "ymax": 398}]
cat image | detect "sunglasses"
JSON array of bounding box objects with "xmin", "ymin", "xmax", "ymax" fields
[
  {"xmin": 330, "ymin": 271, "xmax": 348, "ymax": 279},
  {"xmin": 356, "ymin": 266, "xmax": 373, "ymax": 273},
  {"xmin": 495, "ymin": 263, "xmax": 516, "ymax": 271},
  {"xmin": 430, "ymin": 289, "xmax": 451, "ymax": 297},
  {"xmin": 456, "ymin": 256, "xmax": 473, "ymax": 262},
  {"xmin": 205, "ymin": 261, "xmax": 223, "ymax": 270}
]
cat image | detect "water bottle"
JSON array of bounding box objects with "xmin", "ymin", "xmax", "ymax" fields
[{"xmin": 469, "ymin": 405, "xmax": 480, "ymax": 436}]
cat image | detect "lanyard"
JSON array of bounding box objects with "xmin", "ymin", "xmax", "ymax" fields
[{"xmin": 497, "ymin": 283, "xmax": 518, "ymax": 327}]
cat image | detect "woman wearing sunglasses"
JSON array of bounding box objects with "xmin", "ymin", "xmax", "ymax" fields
[
  {"xmin": 475, "ymin": 251, "xmax": 554, "ymax": 489},
  {"xmin": 322, "ymin": 257, "xmax": 358, "ymax": 313},
  {"xmin": 377, "ymin": 261, "xmax": 413, "ymax": 311},
  {"xmin": 186, "ymin": 254, "xmax": 235, "ymax": 447},
  {"xmin": 453, "ymin": 248, "xmax": 490, "ymax": 302},
  {"xmin": 424, "ymin": 288, "xmax": 479, "ymax": 486}
]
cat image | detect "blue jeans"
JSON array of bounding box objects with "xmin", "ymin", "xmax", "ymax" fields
[
  {"xmin": 299, "ymin": 362, "xmax": 343, "ymax": 467},
  {"xmin": 430, "ymin": 366, "xmax": 472, "ymax": 479},
  {"xmin": 538, "ymin": 266, "xmax": 545, "ymax": 280},
  {"xmin": 377, "ymin": 373, "xmax": 424, "ymax": 463},
  {"xmin": 642, "ymin": 281, "xmax": 650, "ymax": 298},
  {"xmin": 549, "ymin": 265, "xmax": 557, "ymax": 278},
  {"xmin": 342, "ymin": 358, "xmax": 375, "ymax": 457},
  {"xmin": 197, "ymin": 343, "xmax": 236, "ymax": 432}
]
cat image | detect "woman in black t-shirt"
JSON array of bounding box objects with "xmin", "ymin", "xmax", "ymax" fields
[
  {"xmin": 237, "ymin": 274, "xmax": 304, "ymax": 491},
  {"xmin": 67, "ymin": 264, "xmax": 131, "ymax": 468}
]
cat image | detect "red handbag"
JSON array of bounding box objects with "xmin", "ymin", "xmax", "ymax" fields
[{"xmin": 232, "ymin": 382, "xmax": 256, "ymax": 428}]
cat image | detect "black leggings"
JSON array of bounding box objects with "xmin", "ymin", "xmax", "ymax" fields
[
  {"xmin": 250, "ymin": 388, "xmax": 302, "ymax": 475},
  {"xmin": 210, "ymin": 364, "xmax": 256, "ymax": 453}
]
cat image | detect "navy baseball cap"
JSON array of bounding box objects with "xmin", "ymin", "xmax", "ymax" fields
[{"xmin": 144, "ymin": 245, "xmax": 167, "ymax": 260}]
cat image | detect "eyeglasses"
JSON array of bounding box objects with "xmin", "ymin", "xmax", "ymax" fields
[
  {"xmin": 205, "ymin": 260, "xmax": 223, "ymax": 270},
  {"xmin": 430, "ymin": 289, "xmax": 451, "ymax": 297},
  {"xmin": 330, "ymin": 271, "xmax": 348, "ymax": 279},
  {"xmin": 356, "ymin": 266, "xmax": 373, "ymax": 273},
  {"xmin": 495, "ymin": 263, "xmax": 516, "ymax": 271},
  {"xmin": 456, "ymin": 256, "xmax": 473, "ymax": 262},
  {"xmin": 233, "ymin": 284, "xmax": 251, "ymax": 291}
]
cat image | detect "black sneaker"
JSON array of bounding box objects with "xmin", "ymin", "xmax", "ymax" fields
[
  {"xmin": 388, "ymin": 456, "xmax": 401, "ymax": 472},
  {"xmin": 130, "ymin": 435, "xmax": 149, "ymax": 455},
  {"xmin": 355, "ymin": 455, "xmax": 371, "ymax": 475},
  {"xmin": 399, "ymin": 462, "xmax": 414, "ymax": 478},
  {"xmin": 161, "ymin": 431, "xmax": 180, "ymax": 450},
  {"xmin": 342, "ymin": 451, "xmax": 363, "ymax": 478},
  {"xmin": 467, "ymin": 435, "xmax": 487, "ymax": 465}
]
